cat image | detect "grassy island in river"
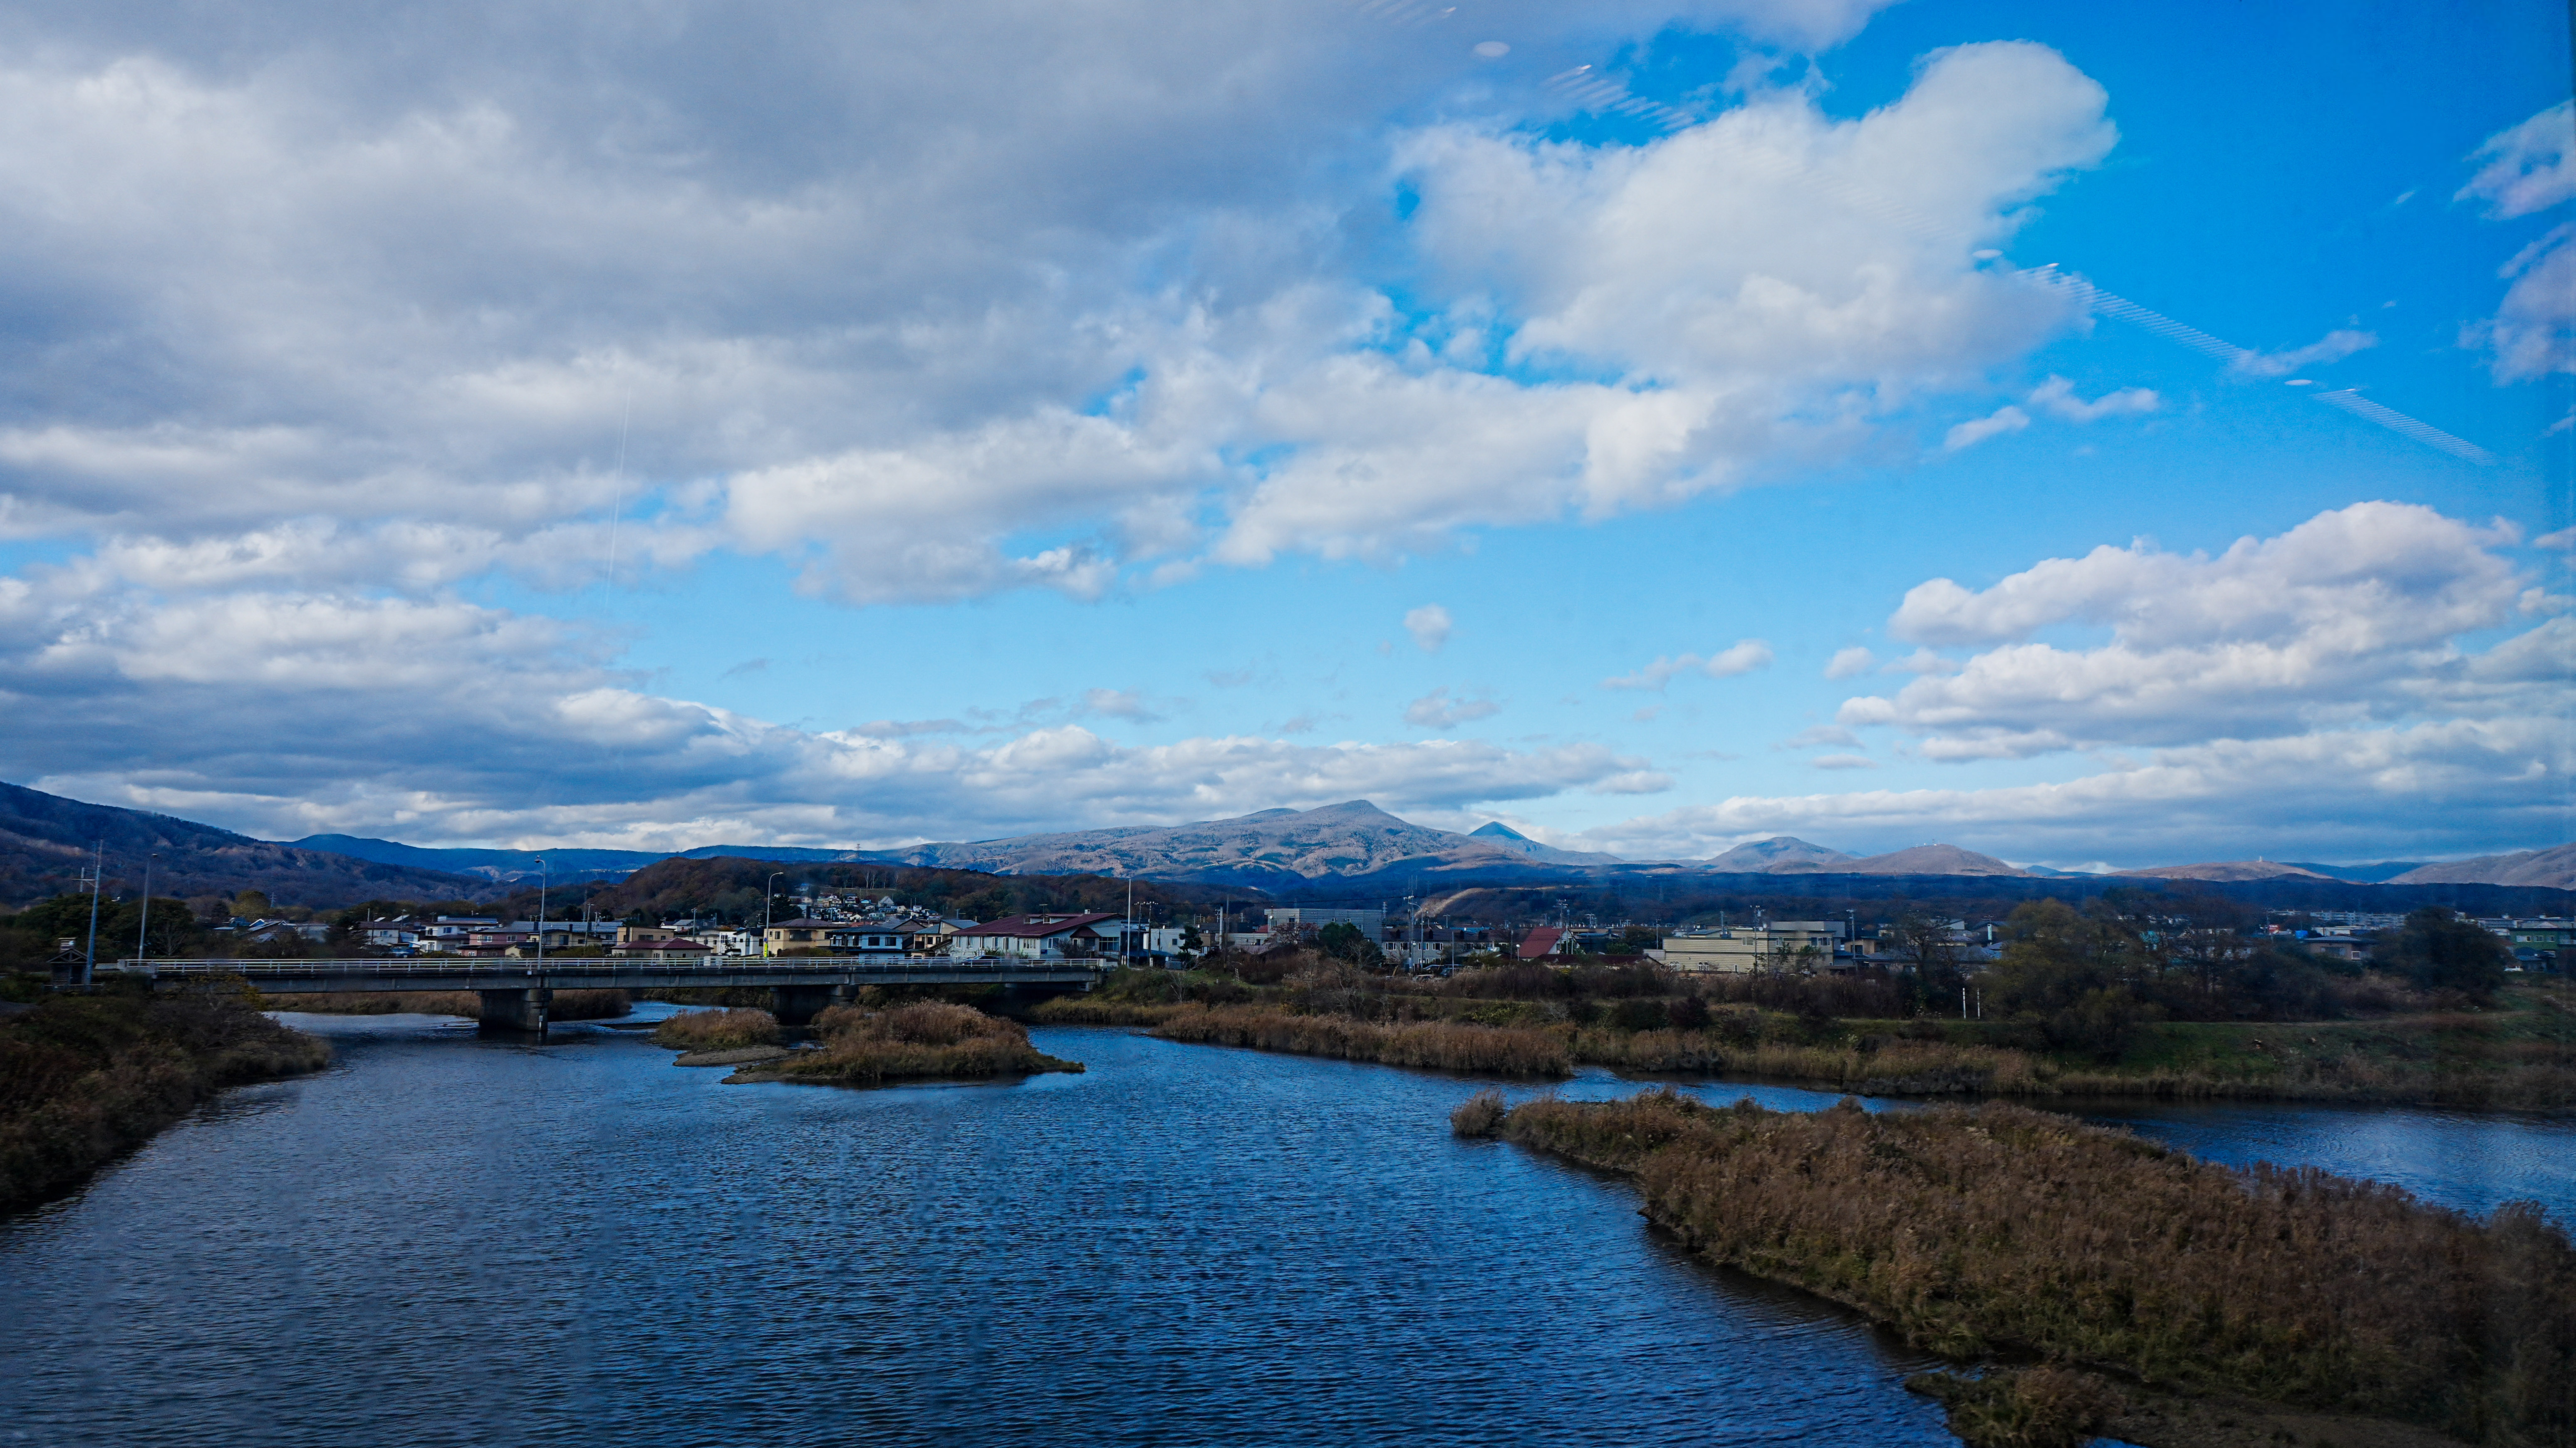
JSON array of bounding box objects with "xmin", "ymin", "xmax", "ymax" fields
[
  {"xmin": 657, "ymin": 1001, "xmax": 1082, "ymax": 1085},
  {"xmin": 1460, "ymin": 1088, "xmax": 2576, "ymax": 1448},
  {"xmin": 0, "ymin": 982, "xmax": 332, "ymax": 1212}
]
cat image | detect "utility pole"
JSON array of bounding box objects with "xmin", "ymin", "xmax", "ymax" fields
[
  {"xmin": 81, "ymin": 839, "xmax": 103, "ymax": 987},
  {"xmin": 763, "ymin": 871, "xmax": 785, "ymax": 957},
  {"xmin": 136, "ymin": 851, "xmax": 155, "ymax": 964},
  {"xmin": 1124, "ymin": 875, "xmax": 1134, "ymax": 966},
  {"xmin": 535, "ymin": 859, "xmax": 547, "ymax": 973}
]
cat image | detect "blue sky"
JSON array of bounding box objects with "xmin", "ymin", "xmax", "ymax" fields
[{"xmin": 0, "ymin": 0, "xmax": 2565, "ymax": 867}]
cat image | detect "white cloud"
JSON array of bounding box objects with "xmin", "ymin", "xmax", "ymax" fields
[
  {"xmin": 2025, "ymin": 375, "xmax": 2159, "ymax": 421},
  {"xmin": 1782, "ymin": 725, "xmax": 1862, "ymax": 748},
  {"xmin": 1834, "ymin": 502, "xmax": 2549, "ymax": 759},
  {"xmin": 1402, "ymin": 687, "xmax": 1503, "ymax": 730},
  {"xmin": 2458, "ymin": 101, "xmax": 2576, "ymax": 220},
  {"xmin": 1944, "ymin": 404, "xmax": 2030, "ymax": 450},
  {"xmin": 0, "ymin": 28, "xmax": 2125, "ymax": 611},
  {"xmin": 1603, "ymin": 638, "xmax": 1775, "ymax": 690},
  {"xmin": 1404, "ymin": 604, "xmax": 1454, "ymax": 653},
  {"xmin": 1824, "ymin": 646, "xmax": 1876, "ymax": 678},
  {"xmin": 2229, "ymin": 329, "xmax": 2378, "ymax": 379},
  {"xmin": 1809, "ymin": 753, "xmax": 1877, "ymax": 770},
  {"xmin": 2468, "ymin": 223, "xmax": 2576, "ymax": 382},
  {"xmin": 1580, "ymin": 716, "xmax": 2568, "ymax": 865},
  {"xmin": 0, "ymin": 568, "xmax": 1659, "ymax": 849}
]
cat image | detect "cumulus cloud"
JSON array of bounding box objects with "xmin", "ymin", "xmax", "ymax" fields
[
  {"xmin": 0, "ymin": 19, "xmax": 2123, "ymax": 609},
  {"xmin": 1824, "ymin": 646, "xmax": 1876, "ymax": 678},
  {"xmin": 1404, "ymin": 604, "xmax": 1454, "ymax": 653},
  {"xmin": 1603, "ymin": 639, "xmax": 1775, "ymax": 690},
  {"xmin": 1833, "ymin": 501, "xmax": 2551, "ymax": 759},
  {"xmin": 1402, "ymin": 687, "xmax": 1503, "ymax": 730},
  {"xmin": 0, "ymin": 567, "xmax": 1652, "ymax": 847},
  {"xmin": 1578, "ymin": 715, "xmax": 2569, "ymax": 865}
]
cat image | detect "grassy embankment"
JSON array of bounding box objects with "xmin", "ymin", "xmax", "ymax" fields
[
  {"xmin": 1461, "ymin": 1088, "xmax": 2576, "ymax": 1448},
  {"xmin": 0, "ymin": 984, "xmax": 332, "ymax": 1211},
  {"xmin": 655, "ymin": 1002, "xmax": 1082, "ymax": 1085},
  {"xmin": 1035, "ymin": 966, "xmax": 2576, "ymax": 1105},
  {"xmin": 259, "ymin": 988, "xmax": 634, "ymax": 1021}
]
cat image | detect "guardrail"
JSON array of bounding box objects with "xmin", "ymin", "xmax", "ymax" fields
[{"xmin": 95, "ymin": 957, "xmax": 1103, "ymax": 979}]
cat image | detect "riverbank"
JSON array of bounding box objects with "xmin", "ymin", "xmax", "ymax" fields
[
  {"xmin": 1031, "ymin": 969, "xmax": 2576, "ymax": 1107},
  {"xmin": 0, "ymin": 986, "xmax": 332, "ymax": 1212},
  {"xmin": 257, "ymin": 988, "xmax": 634, "ymax": 1021},
  {"xmin": 1464, "ymin": 1088, "xmax": 2575, "ymax": 1448}
]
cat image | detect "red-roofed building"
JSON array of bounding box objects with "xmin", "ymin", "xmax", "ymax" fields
[
  {"xmin": 1517, "ymin": 926, "xmax": 1569, "ymax": 960},
  {"xmin": 949, "ymin": 912, "xmax": 1120, "ymax": 960}
]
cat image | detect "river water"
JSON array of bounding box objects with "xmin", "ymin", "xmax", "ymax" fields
[{"xmin": 4, "ymin": 1015, "xmax": 2571, "ymax": 1448}]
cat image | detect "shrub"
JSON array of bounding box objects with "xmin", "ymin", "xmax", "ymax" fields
[
  {"xmin": 2378, "ymin": 908, "xmax": 2512, "ymax": 1000},
  {"xmin": 1152, "ymin": 1006, "xmax": 1570, "ymax": 1076},
  {"xmin": 1494, "ymin": 1090, "xmax": 2576, "ymax": 1444},
  {"xmin": 1450, "ymin": 1087, "xmax": 1507, "ymax": 1137},
  {"xmin": 651, "ymin": 1007, "xmax": 780, "ymax": 1050},
  {"xmin": 1905, "ymin": 1368, "xmax": 2123, "ymax": 1448},
  {"xmin": 774, "ymin": 1002, "xmax": 1080, "ymax": 1084}
]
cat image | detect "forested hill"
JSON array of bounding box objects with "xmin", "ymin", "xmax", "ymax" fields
[
  {"xmin": 583, "ymin": 855, "xmax": 1266, "ymax": 925},
  {"xmin": 0, "ymin": 782, "xmax": 490, "ymax": 908}
]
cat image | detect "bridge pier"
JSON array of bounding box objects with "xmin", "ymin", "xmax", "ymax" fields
[
  {"xmin": 772, "ymin": 985, "xmax": 835, "ymax": 1029},
  {"xmin": 477, "ymin": 987, "xmax": 551, "ymax": 1035}
]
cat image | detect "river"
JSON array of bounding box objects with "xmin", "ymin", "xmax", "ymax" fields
[{"xmin": 4, "ymin": 1014, "xmax": 2570, "ymax": 1448}]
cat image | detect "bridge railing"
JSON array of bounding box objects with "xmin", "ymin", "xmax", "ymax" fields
[{"xmin": 97, "ymin": 956, "xmax": 1101, "ymax": 980}]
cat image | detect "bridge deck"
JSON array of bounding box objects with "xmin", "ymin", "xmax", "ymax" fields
[{"xmin": 96, "ymin": 958, "xmax": 1102, "ymax": 991}]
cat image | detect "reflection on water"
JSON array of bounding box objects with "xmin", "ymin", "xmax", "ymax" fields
[{"xmin": 5, "ymin": 1016, "xmax": 2567, "ymax": 1448}]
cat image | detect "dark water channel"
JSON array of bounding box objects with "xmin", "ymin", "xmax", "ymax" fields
[{"xmin": 4, "ymin": 1015, "xmax": 2571, "ymax": 1448}]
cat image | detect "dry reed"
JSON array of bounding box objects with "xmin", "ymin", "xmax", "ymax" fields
[
  {"xmin": 756, "ymin": 1001, "xmax": 1080, "ymax": 1085},
  {"xmin": 1484, "ymin": 1089, "xmax": 2576, "ymax": 1445},
  {"xmin": 1150, "ymin": 1006, "xmax": 1571, "ymax": 1076},
  {"xmin": 0, "ymin": 989, "xmax": 332, "ymax": 1210},
  {"xmin": 264, "ymin": 988, "xmax": 633, "ymax": 1021},
  {"xmin": 651, "ymin": 1007, "xmax": 781, "ymax": 1050}
]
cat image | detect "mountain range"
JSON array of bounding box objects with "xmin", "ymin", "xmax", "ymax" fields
[{"xmin": 0, "ymin": 780, "xmax": 2567, "ymax": 907}]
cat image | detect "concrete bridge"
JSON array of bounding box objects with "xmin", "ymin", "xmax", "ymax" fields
[{"xmin": 94, "ymin": 957, "xmax": 1102, "ymax": 1033}]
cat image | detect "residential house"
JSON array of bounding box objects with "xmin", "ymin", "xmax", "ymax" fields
[
  {"xmin": 1264, "ymin": 907, "xmax": 1385, "ymax": 942},
  {"xmin": 1662, "ymin": 921, "xmax": 1848, "ymax": 974},
  {"xmin": 824, "ymin": 924, "xmax": 918, "ymax": 957},
  {"xmin": 1517, "ymin": 926, "xmax": 1570, "ymax": 960},
  {"xmin": 762, "ymin": 917, "xmax": 835, "ymax": 954},
  {"xmin": 948, "ymin": 913, "xmax": 1117, "ymax": 960}
]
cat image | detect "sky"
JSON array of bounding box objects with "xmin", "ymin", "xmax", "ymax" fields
[{"xmin": 0, "ymin": 0, "xmax": 2567, "ymax": 869}]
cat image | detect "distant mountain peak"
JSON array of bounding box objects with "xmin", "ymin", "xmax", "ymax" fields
[{"xmin": 1470, "ymin": 822, "xmax": 1531, "ymax": 841}]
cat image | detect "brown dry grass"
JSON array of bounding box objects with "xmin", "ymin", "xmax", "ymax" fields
[
  {"xmin": 1151, "ymin": 1005, "xmax": 1571, "ymax": 1076},
  {"xmin": 1, "ymin": 987, "xmax": 332, "ymax": 1210},
  {"xmin": 264, "ymin": 989, "xmax": 633, "ymax": 1021},
  {"xmin": 651, "ymin": 1007, "xmax": 780, "ymax": 1050},
  {"xmin": 758, "ymin": 1001, "xmax": 1081, "ymax": 1085},
  {"xmin": 1484, "ymin": 1089, "xmax": 2576, "ymax": 1445}
]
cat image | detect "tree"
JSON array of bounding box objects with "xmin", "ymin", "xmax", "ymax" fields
[
  {"xmin": 1984, "ymin": 899, "xmax": 2161, "ymax": 1059},
  {"xmin": 2377, "ymin": 908, "xmax": 2510, "ymax": 999},
  {"xmin": 1316, "ymin": 921, "xmax": 1385, "ymax": 970}
]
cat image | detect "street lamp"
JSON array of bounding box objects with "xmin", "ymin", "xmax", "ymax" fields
[
  {"xmin": 763, "ymin": 871, "xmax": 785, "ymax": 957},
  {"xmin": 136, "ymin": 851, "xmax": 156, "ymax": 965},
  {"xmin": 535, "ymin": 858, "xmax": 547, "ymax": 974}
]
